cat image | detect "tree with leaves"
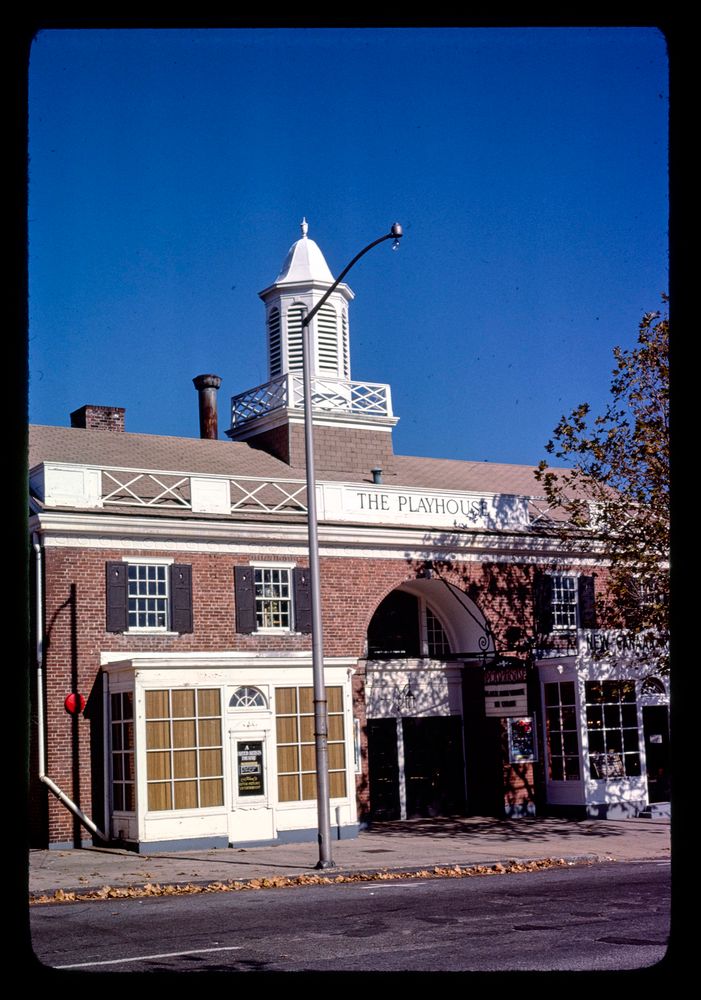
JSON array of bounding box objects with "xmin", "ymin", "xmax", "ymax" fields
[{"xmin": 535, "ymin": 297, "xmax": 669, "ymax": 669}]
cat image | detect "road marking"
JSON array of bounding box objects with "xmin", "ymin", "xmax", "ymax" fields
[
  {"xmin": 360, "ymin": 882, "xmax": 427, "ymax": 890},
  {"xmin": 55, "ymin": 945, "xmax": 244, "ymax": 969}
]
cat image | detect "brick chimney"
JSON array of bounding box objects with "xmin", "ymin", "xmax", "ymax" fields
[{"xmin": 70, "ymin": 405, "xmax": 126, "ymax": 432}]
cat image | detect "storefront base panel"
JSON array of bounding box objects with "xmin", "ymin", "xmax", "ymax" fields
[
  {"xmin": 49, "ymin": 838, "xmax": 95, "ymax": 850},
  {"xmin": 134, "ymin": 835, "xmax": 230, "ymax": 853},
  {"xmin": 276, "ymin": 823, "xmax": 360, "ymax": 845},
  {"xmin": 127, "ymin": 824, "xmax": 360, "ymax": 852},
  {"xmin": 639, "ymin": 802, "xmax": 670, "ymax": 818},
  {"xmin": 546, "ymin": 801, "xmax": 661, "ymax": 820},
  {"xmin": 585, "ymin": 801, "xmax": 648, "ymax": 820}
]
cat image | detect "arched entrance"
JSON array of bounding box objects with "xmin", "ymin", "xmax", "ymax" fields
[{"xmin": 364, "ymin": 581, "xmax": 500, "ymax": 821}]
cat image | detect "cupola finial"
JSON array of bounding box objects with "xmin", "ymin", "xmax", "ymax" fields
[{"xmin": 300, "ymin": 217, "xmax": 309, "ymax": 238}]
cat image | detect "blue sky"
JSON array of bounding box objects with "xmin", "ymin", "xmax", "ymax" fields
[{"xmin": 28, "ymin": 26, "xmax": 668, "ymax": 466}]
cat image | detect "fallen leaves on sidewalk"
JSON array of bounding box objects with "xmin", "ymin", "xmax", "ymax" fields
[{"xmin": 30, "ymin": 857, "xmax": 583, "ymax": 905}]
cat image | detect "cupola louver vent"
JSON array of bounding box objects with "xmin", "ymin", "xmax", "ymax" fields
[
  {"xmin": 268, "ymin": 307, "xmax": 281, "ymax": 378},
  {"xmin": 342, "ymin": 309, "xmax": 350, "ymax": 378},
  {"xmin": 317, "ymin": 303, "xmax": 339, "ymax": 374},
  {"xmin": 287, "ymin": 304, "xmax": 305, "ymax": 372}
]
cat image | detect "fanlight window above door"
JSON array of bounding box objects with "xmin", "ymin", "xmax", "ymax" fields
[{"xmin": 230, "ymin": 687, "xmax": 268, "ymax": 709}]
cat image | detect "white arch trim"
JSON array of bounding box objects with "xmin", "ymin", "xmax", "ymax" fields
[{"xmin": 396, "ymin": 579, "xmax": 495, "ymax": 658}]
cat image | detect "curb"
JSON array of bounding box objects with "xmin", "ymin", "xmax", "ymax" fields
[{"xmin": 29, "ymin": 854, "xmax": 603, "ymax": 905}]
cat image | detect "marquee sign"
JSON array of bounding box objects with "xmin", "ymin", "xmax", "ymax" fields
[
  {"xmin": 484, "ymin": 659, "xmax": 528, "ymax": 717},
  {"xmin": 484, "ymin": 662, "xmax": 527, "ymax": 686},
  {"xmin": 484, "ymin": 683, "xmax": 528, "ymax": 717}
]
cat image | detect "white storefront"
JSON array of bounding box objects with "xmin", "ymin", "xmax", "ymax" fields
[
  {"xmin": 538, "ymin": 631, "xmax": 670, "ymax": 818},
  {"xmin": 103, "ymin": 654, "xmax": 358, "ymax": 852}
]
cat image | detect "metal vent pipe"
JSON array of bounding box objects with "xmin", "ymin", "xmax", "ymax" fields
[{"xmin": 193, "ymin": 374, "xmax": 222, "ymax": 440}]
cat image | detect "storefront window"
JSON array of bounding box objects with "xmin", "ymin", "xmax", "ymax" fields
[
  {"xmin": 145, "ymin": 688, "xmax": 224, "ymax": 811},
  {"xmin": 585, "ymin": 680, "xmax": 640, "ymax": 778},
  {"xmin": 544, "ymin": 681, "xmax": 581, "ymax": 780},
  {"xmin": 111, "ymin": 691, "xmax": 134, "ymax": 811},
  {"xmin": 275, "ymin": 686, "xmax": 346, "ymax": 801}
]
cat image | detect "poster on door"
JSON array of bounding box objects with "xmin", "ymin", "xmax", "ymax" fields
[
  {"xmin": 507, "ymin": 716, "xmax": 538, "ymax": 763},
  {"xmin": 237, "ymin": 741, "xmax": 265, "ymax": 797}
]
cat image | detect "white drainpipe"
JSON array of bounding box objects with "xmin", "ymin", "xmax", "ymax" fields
[{"xmin": 32, "ymin": 532, "xmax": 108, "ymax": 843}]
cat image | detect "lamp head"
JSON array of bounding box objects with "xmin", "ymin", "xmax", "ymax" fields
[{"xmin": 390, "ymin": 222, "xmax": 403, "ymax": 250}]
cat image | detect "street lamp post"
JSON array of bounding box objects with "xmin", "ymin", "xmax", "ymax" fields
[{"xmin": 301, "ymin": 223, "xmax": 403, "ymax": 869}]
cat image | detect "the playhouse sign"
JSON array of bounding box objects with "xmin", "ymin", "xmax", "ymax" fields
[{"xmin": 317, "ymin": 483, "xmax": 530, "ymax": 530}]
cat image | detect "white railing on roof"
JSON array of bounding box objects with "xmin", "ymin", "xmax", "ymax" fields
[
  {"xmin": 99, "ymin": 469, "xmax": 562, "ymax": 525},
  {"xmin": 230, "ymin": 372, "xmax": 393, "ymax": 426},
  {"xmin": 100, "ymin": 468, "xmax": 308, "ymax": 515},
  {"xmin": 229, "ymin": 477, "xmax": 307, "ymax": 515},
  {"xmin": 527, "ymin": 496, "xmax": 595, "ymax": 530},
  {"xmin": 102, "ymin": 469, "xmax": 191, "ymax": 508}
]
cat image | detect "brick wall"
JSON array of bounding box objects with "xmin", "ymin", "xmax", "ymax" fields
[
  {"xmin": 246, "ymin": 424, "xmax": 292, "ymax": 464},
  {"xmin": 34, "ymin": 542, "xmax": 607, "ymax": 843},
  {"xmin": 246, "ymin": 421, "xmax": 395, "ymax": 473}
]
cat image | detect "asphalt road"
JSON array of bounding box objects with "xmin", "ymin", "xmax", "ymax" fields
[{"xmin": 30, "ymin": 860, "xmax": 671, "ymax": 974}]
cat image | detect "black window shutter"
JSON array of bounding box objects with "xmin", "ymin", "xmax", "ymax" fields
[
  {"xmin": 578, "ymin": 575, "xmax": 597, "ymax": 629},
  {"xmin": 170, "ymin": 564, "xmax": 193, "ymax": 634},
  {"xmin": 106, "ymin": 562, "xmax": 128, "ymax": 633},
  {"xmin": 294, "ymin": 567, "xmax": 312, "ymax": 634},
  {"xmin": 234, "ymin": 566, "xmax": 257, "ymax": 633},
  {"xmin": 533, "ymin": 571, "xmax": 554, "ymax": 635}
]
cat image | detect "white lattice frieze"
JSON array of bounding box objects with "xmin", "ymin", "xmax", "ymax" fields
[
  {"xmin": 229, "ymin": 477, "xmax": 307, "ymax": 515},
  {"xmin": 96, "ymin": 468, "xmax": 308, "ymax": 517},
  {"xmin": 102, "ymin": 470, "xmax": 191, "ymax": 508}
]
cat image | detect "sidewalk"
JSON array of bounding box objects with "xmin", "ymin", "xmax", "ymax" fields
[{"xmin": 28, "ymin": 815, "xmax": 671, "ymax": 901}]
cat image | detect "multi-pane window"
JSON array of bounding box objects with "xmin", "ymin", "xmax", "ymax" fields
[
  {"xmin": 426, "ymin": 606, "xmax": 451, "ymax": 658},
  {"xmin": 254, "ymin": 567, "xmax": 291, "ymax": 629},
  {"xmin": 637, "ymin": 579, "xmax": 667, "ymax": 628},
  {"xmin": 276, "ymin": 686, "xmax": 347, "ymax": 802},
  {"xmin": 111, "ymin": 691, "xmax": 134, "ymax": 811},
  {"xmin": 551, "ymin": 575, "xmax": 577, "ymax": 630},
  {"xmin": 128, "ymin": 564, "xmax": 168, "ymax": 630},
  {"xmin": 145, "ymin": 688, "xmax": 224, "ymax": 811},
  {"xmin": 544, "ymin": 681, "xmax": 581, "ymax": 781},
  {"xmin": 585, "ymin": 681, "xmax": 640, "ymax": 778}
]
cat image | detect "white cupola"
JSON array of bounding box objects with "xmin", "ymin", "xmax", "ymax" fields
[
  {"xmin": 258, "ymin": 219, "xmax": 353, "ymax": 381},
  {"xmin": 229, "ymin": 219, "xmax": 398, "ymax": 470}
]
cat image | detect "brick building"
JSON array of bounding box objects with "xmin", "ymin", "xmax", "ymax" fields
[{"xmin": 28, "ymin": 223, "xmax": 670, "ymax": 851}]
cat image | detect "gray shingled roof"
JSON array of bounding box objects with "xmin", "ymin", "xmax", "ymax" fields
[
  {"xmin": 29, "ymin": 424, "xmax": 547, "ymax": 497},
  {"xmin": 29, "ymin": 425, "xmax": 292, "ymax": 479}
]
